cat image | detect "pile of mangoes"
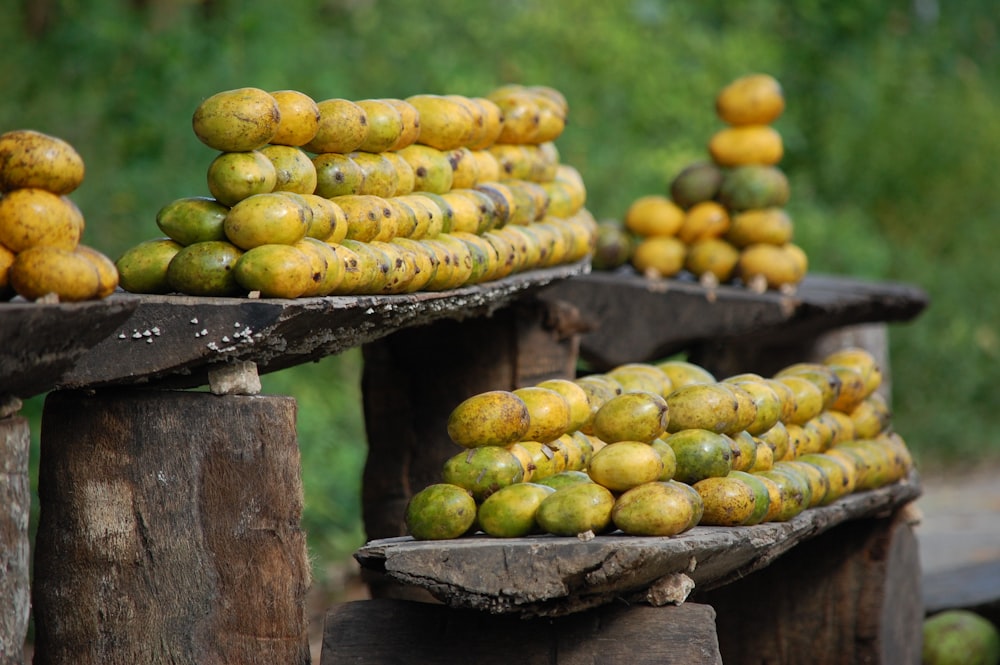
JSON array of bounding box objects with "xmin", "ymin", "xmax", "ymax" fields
[
  {"xmin": 0, "ymin": 129, "xmax": 119, "ymax": 302},
  {"xmin": 116, "ymin": 85, "xmax": 595, "ymax": 298},
  {"xmin": 404, "ymin": 346, "xmax": 915, "ymax": 540},
  {"xmin": 594, "ymin": 73, "xmax": 808, "ymax": 293}
]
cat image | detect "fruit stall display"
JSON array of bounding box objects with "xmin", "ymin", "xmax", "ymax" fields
[
  {"xmin": 113, "ymin": 84, "xmax": 596, "ymax": 299},
  {"xmin": 402, "ymin": 346, "xmax": 913, "ymax": 541},
  {"xmin": 593, "ymin": 73, "xmax": 809, "ymax": 293}
]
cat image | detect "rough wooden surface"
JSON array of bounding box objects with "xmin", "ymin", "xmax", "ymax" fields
[
  {"xmin": 50, "ymin": 261, "xmax": 587, "ymax": 392},
  {"xmin": 32, "ymin": 390, "xmax": 311, "ymax": 665},
  {"xmin": 354, "ymin": 473, "xmax": 921, "ymax": 618},
  {"xmin": 923, "ymin": 559, "xmax": 1000, "ymax": 627},
  {"xmin": 0, "ymin": 416, "xmax": 29, "ymax": 665},
  {"xmin": 321, "ymin": 598, "xmax": 723, "ymax": 665},
  {"xmin": 697, "ymin": 508, "xmax": 922, "ymax": 665},
  {"xmin": 361, "ymin": 297, "xmax": 582, "ymax": 545},
  {"xmin": 0, "ymin": 298, "xmax": 136, "ymax": 399},
  {"xmin": 538, "ymin": 270, "xmax": 929, "ymax": 373}
]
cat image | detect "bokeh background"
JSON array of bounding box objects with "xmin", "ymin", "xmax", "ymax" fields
[{"xmin": 5, "ymin": 0, "xmax": 998, "ymax": 580}]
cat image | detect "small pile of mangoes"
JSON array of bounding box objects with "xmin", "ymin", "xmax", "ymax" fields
[
  {"xmin": 594, "ymin": 73, "xmax": 808, "ymax": 293},
  {"xmin": 0, "ymin": 129, "xmax": 119, "ymax": 302},
  {"xmin": 116, "ymin": 84, "xmax": 595, "ymax": 299},
  {"xmin": 404, "ymin": 346, "xmax": 915, "ymax": 540}
]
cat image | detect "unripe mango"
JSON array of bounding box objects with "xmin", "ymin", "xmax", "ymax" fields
[
  {"xmin": 536, "ymin": 482, "xmax": 615, "ymax": 536},
  {"xmin": 476, "ymin": 482, "xmax": 556, "ymax": 538},
  {"xmin": 405, "ymin": 483, "xmax": 476, "ymax": 541},
  {"xmin": 441, "ymin": 446, "xmax": 525, "ymax": 502}
]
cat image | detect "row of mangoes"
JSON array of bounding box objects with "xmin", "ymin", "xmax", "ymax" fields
[
  {"xmin": 116, "ymin": 84, "xmax": 593, "ymax": 298},
  {"xmin": 405, "ymin": 347, "xmax": 914, "ymax": 540},
  {"xmin": 593, "ymin": 74, "xmax": 807, "ymax": 292},
  {"xmin": 0, "ymin": 129, "xmax": 120, "ymax": 302}
]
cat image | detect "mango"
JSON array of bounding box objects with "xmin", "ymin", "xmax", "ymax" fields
[
  {"xmin": 708, "ymin": 125, "xmax": 783, "ymax": 167},
  {"xmin": 780, "ymin": 460, "xmax": 830, "ymax": 508},
  {"xmin": 656, "ymin": 360, "xmax": 717, "ymax": 389},
  {"xmin": 302, "ymin": 98, "xmax": 369, "ymax": 154},
  {"xmin": 587, "ymin": 440, "xmax": 664, "ymax": 492},
  {"xmin": 591, "ymin": 391, "xmax": 669, "ymax": 444},
  {"xmin": 715, "ymin": 73, "xmax": 785, "ymax": 126},
  {"xmin": 727, "ymin": 470, "xmax": 773, "ymax": 525},
  {"xmin": 612, "ymin": 481, "xmax": 696, "ymax": 537},
  {"xmin": 404, "ymin": 483, "xmax": 476, "ymax": 541},
  {"xmin": 717, "ymin": 165, "xmax": 790, "ymax": 212},
  {"xmin": 269, "ymin": 89, "xmax": 321, "ymax": 147},
  {"xmin": 725, "ymin": 207, "xmax": 794, "ymax": 248},
  {"xmin": 775, "ymin": 374, "xmax": 826, "ymax": 425},
  {"xmin": 726, "ymin": 431, "xmax": 758, "ymax": 473},
  {"xmin": 796, "ymin": 453, "xmax": 855, "ymax": 505},
  {"xmin": 381, "ymin": 98, "xmax": 422, "ymax": 151},
  {"xmin": 116, "ymin": 238, "xmax": 183, "ymax": 294},
  {"xmin": 233, "ymin": 243, "xmax": 314, "ymax": 298},
  {"xmin": 650, "ymin": 437, "xmax": 678, "ymax": 481},
  {"xmin": 535, "ymin": 482, "xmax": 616, "ymax": 536},
  {"xmin": 0, "ymin": 187, "xmax": 82, "ymax": 252},
  {"xmin": 685, "ymin": 238, "xmax": 740, "ymax": 282},
  {"xmin": 517, "ymin": 440, "xmax": 563, "ymax": 481},
  {"xmin": 923, "ymin": 610, "xmax": 1000, "ymax": 665},
  {"xmin": 823, "ymin": 346, "xmax": 883, "ymax": 398},
  {"xmin": 447, "ymin": 390, "xmax": 531, "ymax": 448},
  {"xmin": 260, "ymin": 144, "xmax": 318, "ymax": 195},
  {"xmin": 624, "ymin": 194, "xmax": 685, "ymax": 237},
  {"xmin": 758, "ymin": 420, "xmax": 791, "ymax": 461},
  {"xmin": 631, "ymin": 235, "xmax": 686, "ymax": 278},
  {"xmin": 165, "ymin": 240, "xmax": 245, "ymax": 297},
  {"xmin": 738, "ymin": 242, "xmax": 805, "ymax": 290},
  {"xmin": 775, "ymin": 362, "xmax": 843, "ymax": 411},
  {"xmin": 0, "ymin": 129, "xmax": 85, "ymax": 195},
  {"xmin": 476, "ymin": 482, "xmax": 556, "ymax": 538},
  {"xmin": 312, "ymin": 153, "xmax": 365, "ymax": 198},
  {"xmin": 223, "ymin": 191, "xmax": 310, "ymax": 249},
  {"xmin": 155, "ymin": 196, "xmax": 228, "ymax": 246},
  {"xmin": 669, "ymin": 161, "xmax": 724, "ymax": 210},
  {"xmin": 397, "ymin": 144, "xmax": 455, "ymax": 194},
  {"xmin": 533, "ymin": 470, "xmax": 593, "ymax": 491},
  {"xmin": 723, "ymin": 376, "xmax": 782, "ymax": 435},
  {"xmin": 75, "ymin": 244, "xmax": 119, "ymax": 299},
  {"xmin": 665, "ymin": 428, "xmax": 733, "ymax": 484},
  {"xmin": 756, "ymin": 465, "xmax": 811, "ymax": 521},
  {"xmin": 9, "ymin": 245, "xmax": 100, "ymax": 301},
  {"xmin": 513, "ymin": 386, "xmax": 572, "ymax": 444},
  {"xmin": 354, "ymin": 99, "xmax": 404, "ymax": 153},
  {"xmin": 606, "ymin": 363, "xmax": 673, "ymax": 396},
  {"xmin": 441, "ymin": 446, "xmax": 525, "ymax": 502},
  {"xmin": 694, "ymin": 475, "xmax": 758, "ymax": 526},
  {"xmin": 350, "ymin": 151, "xmax": 400, "ymax": 199},
  {"xmin": 546, "ymin": 433, "xmax": 586, "ymax": 473},
  {"xmin": 206, "ymin": 150, "xmax": 277, "ymax": 207},
  {"xmin": 666, "ymin": 383, "xmax": 742, "ymax": 434},
  {"xmin": 192, "ymin": 87, "xmax": 279, "ymax": 152}
]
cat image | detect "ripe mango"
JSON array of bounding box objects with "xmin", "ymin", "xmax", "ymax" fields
[
  {"xmin": 708, "ymin": 125, "xmax": 783, "ymax": 167},
  {"xmin": 725, "ymin": 207, "xmax": 794, "ymax": 248},
  {"xmin": 758, "ymin": 420, "xmax": 791, "ymax": 461},
  {"xmin": 650, "ymin": 437, "xmax": 678, "ymax": 481},
  {"xmin": 726, "ymin": 431, "xmax": 758, "ymax": 473},
  {"xmin": 535, "ymin": 379, "xmax": 593, "ymax": 433},
  {"xmin": 408, "ymin": 94, "xmax": 476, "ymax": 151},
  {"xmin": 405, "ymin": 483, "xmax": 476, "ymax": 541},
  {"xmin": 655, "ymin": 360, "xmax": 717, "ymax": 389},
  {"xmin": 715, "ymin": 74, "xmax": 785, "ymax": 126},
  {"xmin": 441, "ymin": 446, "xmax": 525, "ymax": 502},
  {"xmin": 382, "ymin": 98, "xmax": 422, "ymax": 151},
  {"xmin": 223, "ymin": 192, "xmax": 310, "ymax": 249},
  {"xmin": 269, "ymin": 89, "xmax": 320, "ymax": 147},
  {"xmin": 303, "ymin": 98, "xmax": 369, "ymax": 154},
  {"xmin": 206, "ymin": 150, "xmax": 277, "ymax": 207},
  {"xmin": 354, "ymin": 99, "xmax": 404, "ymax": 153},
  {"xmin": 233, "ymin": 243, "xmax": 314, "ymax": 299},
  {"xmin": 624, "ymin": 195, "xmax": 685, "ymax": 237},
  {"xmin": 9, "ymin": 245, "xmax": 100, "ymax": 301},
  {"xmin": 722, "ymin": 376, "xmax": 782, "ymax": 435},
  {"xmin": 0, "ymin": 129, "xmax": 85, "ymax": 195},
  {"xmin": 192, "ymin": 87, "xmax": 280, "ymax": 152},
  {"xmin": 755, "ymin": 466, "xmax": 810, "ymax": 521},
  {"xmin": 796, "ymin": 453, "xmax": 855, "ymax": 505},
  {"xmin": 533, "ymin": 470, "xmax": 593, "ymax": 491},
  {"xmin": 592, "ymin": 391, "xmax": 669, "ymax": 444},
  {"xmin": 780, "ymin": 460, "xmax": 830, "ymax": 508},
  {"xmin": 727, "ymin": 470, "xmax": 772, "ymax": 525},
  {"xmin": 0, "ymin": 187, "xmax": 83, "ymax": 252},
  {"xmin": 666, "ymin": 383, "xmax": 741, "ymax": 434},
  {"xmin": 587, "ymin": 440, "xmax": 664, "ymax": 492},
  {"xmin": 350, "ymin": 151, "xmax": 400, "ymax": 199},
  {"xmin": 476, "ymin": 482, "xmax": 555, "ymax": 538},
  {"xmin": 512, "ymin": 386, "xmax": 572, "ymax": 444},
  {"xmin": 775, "ymin": 362, "xmax": 843, "ymax": 411},
  {"xmin": 774, "ymin": 374, "xmax": 826, "ymax": 425},
  {"xmin": 312, "ymin": 153, "xmax": 364, "ymax": 198},
  {"xmin": 612, "ymin": 480, "xmax": 696, "ymax": 537},
  {"xmin": 536, "ymin": 482, "xmax": 615, "ymax": 536},
  {"xmin": 606, "ymin": 363, "xmax": 673, "ymax": 397},
  {"xmin": 447, "ymin": 390, "xmax": 531, "ymax": 448},
  {"xmin": 694, "ymin": 475, "xmax": 758, "ymax": 526}
]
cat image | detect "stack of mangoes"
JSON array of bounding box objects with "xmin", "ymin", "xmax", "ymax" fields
[
  {"xmin": 0, "ymin": 129, "xmax": 119, "ymax": 302},
  {"xmin": 116, "ymin": 84, "xmax": 595, "ymax": 299},
  {"xmin": 404, "ymin": 346, "xmax": 915, "ymax": 540},
  {"xmin": 595, "ymin": 73, "xmax": 808, "ymax": 292}
]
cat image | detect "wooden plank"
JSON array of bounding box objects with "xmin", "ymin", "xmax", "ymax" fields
[
  {"xmin": 31, "ymin": 389, "xmax": 311, "ymax": 665},
  {"xmin": 0, "ymin": 416, "xmax": 30, "ymax": 665},
  {"xmin": 354, "ymin": 473, "xmax": 921, "ymax": 618},
  {"xmin": 53, "ymin": 261, "xmax": 586, "ymax": 391},
  {"xmin": 0, "ymin": 298, "xmax": 136, "ymax": 399},
  {"xmin": 923, "ymin": 560, "xmax": 1000, "ymax": 627},
  {"xmin": 696, "ymin": 508, "xmax": 922, "ymax": 665},
  {"xmin": 321, "ymin": 598, "xmax": 722, "ymax": 665},
  {"xmin": 538, "ymin": 270, "xmax": 928, "ymax": 371}
]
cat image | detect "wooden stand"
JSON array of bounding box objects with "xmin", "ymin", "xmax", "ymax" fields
[
  {"xmin": 0, "ymin": 414, "xmax": 30, "ymax": 665},
  {"xmin": 321, "ymin": 598, "xmax": 723, "ymax": 665},
  {"xmin": 32, "ymin": 389, "xmax": 311, "ymax": 665}
]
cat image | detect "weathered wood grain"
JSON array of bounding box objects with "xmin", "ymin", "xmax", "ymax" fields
[
  {"xmin": 321, "ymin": 598, "xmax": 723, "ymax": 665},
  {"xmin": 538, "ymin": 270, "xmax": 929, "ymax": 372},
  {"xmin": 354, "ymin": 473, "xmax": 921, "ymax": 619},
  {"xmin": 923, "ymin": 559, "xmax": 1000, "ymax": 628},
  {"xmin": 32, "ymin": 390, "xmax": 311, "ymax": 665},
  {"xmin": 0, "ymin": 416, "xmax": 29, "ymax": 665}
]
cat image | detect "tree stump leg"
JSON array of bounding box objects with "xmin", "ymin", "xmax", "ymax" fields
[
  {"xmin": 321, "ymin": 598, "xmax": 723, "ymax": 665},
  {"xmin": 694, "ymin": 507, "xmax": 922, "ymax": 665},
  {"xmin": 32, "ymin": 389, "xmax": 311, "ymax": 665},
  {"xmin": 0, "ymin": 414, "xmax": 30, "ymax": 665}
]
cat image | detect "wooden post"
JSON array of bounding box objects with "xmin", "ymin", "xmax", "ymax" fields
[
  {"xmin": 694, "ymin": 507, "xmax": 922, "ymax": 665},
  {"xmin": 32, "ymin": 389, "xmax": 312, "ymax": 665},
  {"xmin": 0, "ymin": 412, "xmax": 30, "ymax": 665},
  {"xmin": 321, "ymin": 598, "xmax": 723, "ymax": 665}
]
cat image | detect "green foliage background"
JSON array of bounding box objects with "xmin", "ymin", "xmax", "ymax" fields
[{"xmin": 4, "ymin": 0, "xmax": 999, "ymax": 567}]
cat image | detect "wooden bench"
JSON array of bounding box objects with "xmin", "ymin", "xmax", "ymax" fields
[{"xmin": 0, "ymin": 265, "xmax": 929, "ymax": 664}]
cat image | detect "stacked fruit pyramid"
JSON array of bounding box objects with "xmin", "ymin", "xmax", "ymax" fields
[
  {"xmin": 403, "ymin": 346, "xmax": 914, "ymax": 540},
  {"xmin": 0, "ymin": 130, "xmax": 119, "ymax": 302},
  {"xmin": 594, "ymin": 73, "xmax": 808, "ymax": 293},
  {"xmin": 115, "ymin": 85, "xmax": 595, "ymax": 299}
]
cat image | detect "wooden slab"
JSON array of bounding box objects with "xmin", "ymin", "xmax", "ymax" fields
[
  {"xmin": 39, "ymin": 260, "xmax": 586, "ymax": 391},
  {"xmin": 354, "ymin": 473, "xmax": 922, "ymax": 618},
  {"xmin": 0, "ymin": 298, "xmax": 136, "ymax": 399},
  {"xmin": 538, "ymin": 270, "xmax": 929, "ymax": 371},
  {"xmin": 321, "ymin": 598, "xmax": 723, "ymax": 665},
  {"xmin": 923, "ymin": 560, "xmax": 1000, "ymax": 627}
]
